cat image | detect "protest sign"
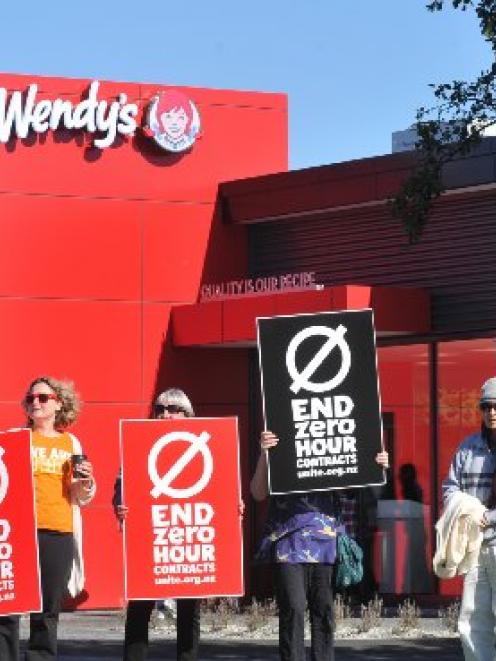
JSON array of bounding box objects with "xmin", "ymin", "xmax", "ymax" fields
[
  {"xmin": 0, "ymin": 429, "xmax": 41, "ymax": 615},
  {"xmin": 121, "ymin": 418, "xmax": 243, "ymax": 600},
  {"xmin": 257, "ymin": 309, "xmax": 385, "ymax": 494}
]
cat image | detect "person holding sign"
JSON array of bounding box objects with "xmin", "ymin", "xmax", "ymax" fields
[
  {"xmin": 251, "ymin": 430, "xmax": 388, "ymax": 661},
  {"xmin": 0, "ymin": 376, "xmax": 95, "ymax": 661},
  {"xmin": 114, "ymin": 388, "xmax": 201, "ymax": 661}
]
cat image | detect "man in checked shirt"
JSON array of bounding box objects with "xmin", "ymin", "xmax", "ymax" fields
[{"xmin": 443, "ymin": 377, "xmax": 496, "ymax": 661}]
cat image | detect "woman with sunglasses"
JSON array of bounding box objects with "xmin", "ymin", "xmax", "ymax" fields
[
  {"xmin": 113, "ymin": 388, "xmax": 201, "ymax": 661},
  {"xmin": 0, "ymin": 376, "xmax": 95, "ymax": 661}
]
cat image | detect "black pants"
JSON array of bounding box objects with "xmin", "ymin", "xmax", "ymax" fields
[
  {"xmin": 124, "ymin": 598, "xmax": 200, "ymax": 661},
  {"xmin": 0, "ymin": 615, "xmax": 19, "ymax": 661},
  {"xmin": 0, "ymin": 530, "xmax": 74, "ymax": 661},
  {"xmin": 275, "ymin": 563, "xmax": 334, "ymax": 661}
]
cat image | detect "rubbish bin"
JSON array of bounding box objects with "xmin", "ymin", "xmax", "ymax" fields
[{"xmin": 374, "ymin": 499, "xmax": 432, "ymax": 593}]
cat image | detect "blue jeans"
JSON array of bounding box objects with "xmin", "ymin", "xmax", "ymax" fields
[{"xmin": 459, "ymin": 545, "xmax": 496, "ymax": 661}]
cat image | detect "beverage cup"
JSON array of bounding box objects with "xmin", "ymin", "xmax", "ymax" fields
[{"xmin": 71, "ymin": 454, "xmax": 87, "ymax": 479}]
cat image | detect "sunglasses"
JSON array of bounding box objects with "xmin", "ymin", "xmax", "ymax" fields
[
  {"xmin": 154, "ymin": 403, "xmax": 185, "ymax": 416},
  {"xmin": 481, "ymin": 402, "xmax": 496, "ymax": 412},
  {"xmin": 26, "ymin": 393, "xmax": 58, "ymax": 405}
]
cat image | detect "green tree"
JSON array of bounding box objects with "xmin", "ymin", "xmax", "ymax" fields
[{"xmin": 393, "ymin": 0, "xmax": 496, "ymax": 242}]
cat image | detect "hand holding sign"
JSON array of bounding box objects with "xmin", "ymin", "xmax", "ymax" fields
[
  {"xmin": 260, "ymin": 431, "xmax": 278, "ymax": 451},
  {"xmin": 376, "ymin": 451, "xmax": 389, "ymax": 469}
]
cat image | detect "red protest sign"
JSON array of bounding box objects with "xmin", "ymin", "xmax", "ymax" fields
[
  {"xmin": 120, "ymin": 418, "xmax": 243, "ymax": 600},
  {"xmin": 0, "ymin": 429, "xmax": 41, "ymax": 615}
]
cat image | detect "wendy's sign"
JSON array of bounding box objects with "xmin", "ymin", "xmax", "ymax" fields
[
  {"xmin": 120, "ymin": 418, "xmax": 243, "ymax": 600},
  {"xmin": 0, "ymin": 81, "xmax": 138, "ymax": 148},
  {"xmin": 0, "ymin": 81, "xmax": 201, "ymax": 153},
  {"xmin": 0, "ymin": 429, "xmax": 41, "ymax": 615},
  {"xmin": 257, "ymin": 309, "xmax": 385, "ymax": 495}
]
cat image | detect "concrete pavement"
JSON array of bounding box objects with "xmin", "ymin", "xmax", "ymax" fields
[
  {"xmin": 20, "ymin": 638, "xmax": 464, "ymax": 661},
  {"xmin": 18, "ymin": 611, "xmax": 464, "ymax": 660}
]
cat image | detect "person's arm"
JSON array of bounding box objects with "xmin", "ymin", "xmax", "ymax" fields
[
  {"xmin": 442, "ymin": 446, "xmax": 465, "ymax": 506},
  {"xmin": 442, "ymin": 443, "xmax": 486, "ymax": 528},
  {"xmin": 69, "ymin": 434, "xmax": 96, "ymax": 505},
  {"xmin": 482, "ymin": 509, "xmax": 496, "ymax": 528},
  {"xmin": 112, "ymin": 469, "xmax": 122, "ymax": 512},
  {"xmin": 112, "ymin": 469, "xmax": 128, "ymax": 528},
  {"xmin": 250, "ymin": 431, "xmax": 278, "ymax": 502}
]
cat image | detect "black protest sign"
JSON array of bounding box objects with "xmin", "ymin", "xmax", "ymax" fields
[{"xmin": 257, "ymin": 309, "xmax": 385, "ymax": 494}]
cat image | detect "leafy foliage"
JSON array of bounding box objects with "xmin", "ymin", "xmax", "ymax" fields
[{"xmin": 393, "ymin": 0, "xmax": 496, "ymax": 242}]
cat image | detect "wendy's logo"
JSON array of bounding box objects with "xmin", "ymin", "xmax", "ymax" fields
[{"xmin": 145, "ymin": 90, "xmax": 201, "ymax": 153}]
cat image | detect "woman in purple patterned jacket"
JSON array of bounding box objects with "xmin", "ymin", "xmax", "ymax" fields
[{"xmin": 251, "ymin": 430, "xmax": 388, "ymax": 661}]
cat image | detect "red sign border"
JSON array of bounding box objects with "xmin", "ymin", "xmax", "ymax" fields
[
  {"xmin": 0, "ymin": 428, "xmax": 41, "ymax": 615},
  {"xmin": 119, "ymin": 417, "xmax": 244, "ymax": 601}
]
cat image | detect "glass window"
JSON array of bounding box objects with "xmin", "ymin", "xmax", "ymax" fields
[{"xmin": 369, "ymin": 344, "xmax": 434, "ymax": 595}]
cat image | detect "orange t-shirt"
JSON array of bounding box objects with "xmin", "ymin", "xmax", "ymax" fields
[{"xmin": 31, "ymin": 431, "xmax": 73, "ymax": 533}]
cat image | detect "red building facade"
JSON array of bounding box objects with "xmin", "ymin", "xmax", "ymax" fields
[
  {"xmin": 0, "ymin": 72, "xmax": 287, "ymax": 607},
  {"xmin": 2, "ymin": 71, "xmax": 496, "ymax": 607}
]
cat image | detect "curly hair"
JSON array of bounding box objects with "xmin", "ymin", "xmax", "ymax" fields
[{"xmin": 23, "ymin": 376, "xmax": 81, "ymax": 430}]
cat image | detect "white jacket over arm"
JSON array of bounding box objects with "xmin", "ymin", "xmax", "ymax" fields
[
  {"xmin": 68, "ymin": 433, "xmax": 96, "ymax": 597},
  {"xmin": 433, "ymin": 491, "xmax": 486, "ymax": 579}
]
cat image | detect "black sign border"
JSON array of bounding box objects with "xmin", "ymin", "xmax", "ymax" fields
[{"xmin": 256, "ymin": 308, "xmax": 386, "ymax": 496}]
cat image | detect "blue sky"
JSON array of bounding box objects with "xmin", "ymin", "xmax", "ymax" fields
[{"xmin": 1, "ymin": 1, "xmax": 491, "ymax": 169}]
